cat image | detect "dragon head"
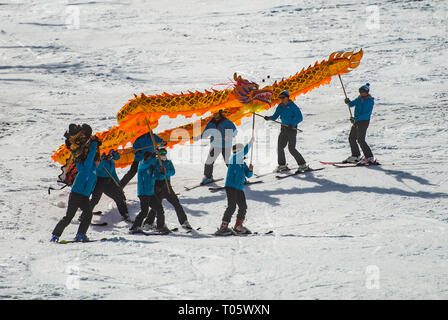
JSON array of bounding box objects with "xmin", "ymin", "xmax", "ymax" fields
[{"xmin": 233, "ymin": 73, "xmax": 273, "ymax": 106}]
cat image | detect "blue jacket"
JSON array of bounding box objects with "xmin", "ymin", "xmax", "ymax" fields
[
  {"xmin": 137, "ymin": 156, "xmax": 158, "ymax": 196},
  {"xmin": 201, "ymin": 117, "xmax": 237, "ymax": 148},
  {"xmin": 97, "ymin": 151, "xmax": 120, "ymax": 183},
  {"xmin": 268, "ymin": 100, "xmax": 303, "ymax": 127},
  {"xmin": 155, "ymin": 159, "xmax": 175, "ymax": 181},
  {"xmin": 349, "ymin": 95, "xmax": 374, "ymax": 122},
  {"xmin": 133, "ymin": 133, "xmax": 166, "ymax": 162},
  {"xmin": 225, "ymin": 142, "xmax": 253, "ymax": 191},
  {"xmin": 71, "ymin": 141, "xmax": 98, "ymax": 197}
]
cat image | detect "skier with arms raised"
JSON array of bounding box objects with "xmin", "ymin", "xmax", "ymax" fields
[{"xmin": 215, "ymin": 137, "xmax": 255, "ymax": 236}]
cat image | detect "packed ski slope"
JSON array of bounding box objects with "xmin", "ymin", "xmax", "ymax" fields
[{"xmin": 0, "ymin": 0, "xmax": 447, "ymax": 299}]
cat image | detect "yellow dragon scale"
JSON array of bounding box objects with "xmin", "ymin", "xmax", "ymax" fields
[{"xmin": 52, "ymin": 49, "xmax": 363, "ymax": 168}]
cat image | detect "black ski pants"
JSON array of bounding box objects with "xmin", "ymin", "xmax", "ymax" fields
[
  {"xmin": 222, "ymin": 187, "xmax": 247, "ymax": 223},
  {"xmin": 277, "ymin": 127, "xmax": 306, "ymax": 166},
  {"xmin": 204, "ymin": 146, "xmax": 231, "ymax": 179},
  {"xmin": 132, "ymin": 195, "xmax": 165, "ymax": 230},
  {"xmin": 144, "ymin": 180, "xmax": 188, "ymax": 225},
  {"xmin": 349, "ymin": 120, "xmax": 373, "ymax": 158},
  {"xmin": 120, "ymin": 161, "xmax": 138, "ymax": 188},
  {"xmin": 52, "ymin": 192, "xmax": 93, "ymax": 237},
  {"xmin": 89, "ymin": 177, "xmax": 128, "ymax": 217}
]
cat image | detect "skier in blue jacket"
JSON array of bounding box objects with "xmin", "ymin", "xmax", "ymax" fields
[
  {"xmin": 264, "ymin": 90, "xmax": 308, "ymax": 172},
  {"xmin": 143, "ymin": 148, "xmax": 192, "ymax": 230},
  {"xmin": 51, "ymin": 131, "xmax": 99, "ymax": 243},
  {"xmin": 344, "ymin": 83, "xmax": 376, "ymax": 164},
  {"xmin": 201, "ymin": 110, "xmax": 237, "ymax": 184},
  {"xmin": 88, "ymin": 149, "xmax": 130, "ymax": 222},
  {"xmin": 119, "ymin": 132, "xmax": 167, "ymax": 188},
  {"xmin": 215, "ymin": 137, "xmax": 254, "ymax": 236},
  {"xmin": 129, "ymin": 151, "xmax": 168, "ymax": 234}
]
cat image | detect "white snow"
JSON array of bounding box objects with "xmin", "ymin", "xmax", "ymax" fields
[{"xmin": 0, "ymin": 0, "xmax": 447, "ymax": 299}]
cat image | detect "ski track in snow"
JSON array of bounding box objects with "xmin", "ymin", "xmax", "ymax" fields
[{"xmin": 0, "ymin": 0, "xmax": 447, "ymax": 299}]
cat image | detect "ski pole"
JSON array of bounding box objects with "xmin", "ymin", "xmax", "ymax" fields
[
  {"xmin": 117, "ymin": 142, "xmax": 166, "ymax": 155},
  {"xmin": 144, "ymin": 117, "xmax": 171, "ymax": 194},
  {"xmin": 250, "ymin": 113, "xmax": 255, "ymax": 165},
  {"xmin": 47, "ymin": 185, "xmax": 67, "ymax": 195},
  {"xmin": 338, "ymin": 74, "xmax": 354, "ymax": 121},
  {"xmin": 103, "ymin": 166, "xmax": 126, "ymax": 200},
  {"xmin": 253, "ymin": 113, "xmax": 303, "ymax": 132}
]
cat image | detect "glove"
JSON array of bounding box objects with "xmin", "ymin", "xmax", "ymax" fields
[
  {"xmin": 160, "ymin": 166, "xmax": 166, "ymax": 175},
  {"xmin": 344, "ymin": 98, "xmax": 350, "ymax": 104},
  {"xmin": 264, "ymin": 116, "xmax": 270, "ymax": 121},
  {"xmin": 90, "ymin": 135, "xmax": 102, "ymax": 146},
  {"xmin": 249, "ymin": 164, "xmax": 254, "ymax": 171},
  {"xmin": 350, "ymin": 117, "xmax": 355, "ymax": 125}
]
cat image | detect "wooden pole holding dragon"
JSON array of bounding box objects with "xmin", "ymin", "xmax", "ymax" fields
[
  {"xmin": 338, "ymin": 74, "xmax": 354, "ymax": 123},
  {"xmin": 144, "ymin": 117, "xmax": 171, "ymax": 194}
]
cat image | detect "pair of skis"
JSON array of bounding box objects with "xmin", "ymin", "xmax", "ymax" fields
[
  {"xmin": 320, "ymin": 160, "xmax": 381, "ymax": 167},
  {"xmin": 208, "ymin": 180, "xmax": 263, "ymax": 192},
  {"xmin": 275, "ymin": 167, "xmax": 324, "ymax": 179},
  {"xmin": 212, "ymin": 230, "xmax": 274, "ymax": 237},
  {"xmin": 184, "ymin": 178, "xmax": 224, "ymax": 191},
  {"xmin": 185, "ymin": 177, "xmax": 264, "ymax": 192},
  {"xmin": 131, "ymin": 226, "xmax": 201, "ymax": 236},
  {"xmin": 254, "ymin": 166, "xmax": 325, "ymax": 180},
  {"xmin": 58, "ymin": 237, "xmax": 109, "ymax": 244}
]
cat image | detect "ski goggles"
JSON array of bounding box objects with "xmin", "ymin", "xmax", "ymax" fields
[{"xmin": 158, "ymin": 148, "xmax": 167, "ymax": 155}]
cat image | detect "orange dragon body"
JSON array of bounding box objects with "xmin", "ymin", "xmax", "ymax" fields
[{"xmin": 52, "ymin": 49, "xmax": 362, "ymax": 169}]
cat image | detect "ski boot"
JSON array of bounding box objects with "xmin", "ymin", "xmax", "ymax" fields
[
  {"xmin": 233, "ymin": 225, "xmax": 252, "ymax": 234},
  {"xmin": 275, "ymin": 165, "xmax": 290, "ymax": 173},
  {"xmin": 143, "ymin": 221, "xmax": 156, "ymax": 231},
  {"xmin": 359, "ymin": 157, "xmax": 377, "ymax": 165},
  {"xmin": 343, "ymin": 155, "xmax": 362, "ymax": 164},
  {"xmin": 215, "ymin": 221, "xmax": 234, "ymax": 236},
  {"xmin": 156, "ymin": 224, "xmax": 171, "ymax": 234},
  {"xmin": 74, "ymin": 234, "xmax": 89, "ymax": 242},
  {"xmin": 201, "ymin": 176, "xmax": 213, "ymax": 185},
  {"xmin": 50, "ymin": 235, "xmax": 59, "ymax": 243},
  {"xmin": 129, "ymin": 226, "xmax": 143, "ymax": 234},
  {"xmin": 296, "ymin": 164, "xmax": 310, "ymax": 173},
  {"xmin": 181, "ymin": 220, "xmax": 193, "ymax": 230},
  {"xmin": 233, "ymin": 219, "xmax": 251, "ymax": 235}
]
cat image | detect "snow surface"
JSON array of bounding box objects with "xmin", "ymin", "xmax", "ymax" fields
[{"xmin": 0, "ymin": 0, "xmax": 447, "ymax": 299}]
